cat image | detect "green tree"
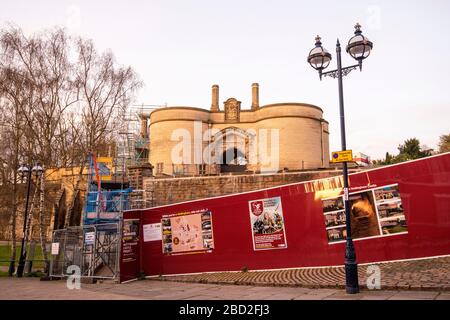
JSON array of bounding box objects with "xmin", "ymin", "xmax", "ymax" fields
[
  {"xmin": 397, "ymin": 138, "xmax": 432, "ymax": 161},
  {"xmin": 374, "ymin": 152, "xmax": 395, "ymax": 165},
  {"xmin": 385, "ymin": 152, "xmax": 393, "ymax": 164},
  {"xmin": 438, "ymin": 134, "xmax": 450, "ymax": 153},
  {"xmin": 375, "ymin": 138, "xmax": 432, "ymax": 165}
]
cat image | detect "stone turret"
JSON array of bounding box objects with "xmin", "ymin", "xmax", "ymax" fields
[
  {"xmin": 211, "ymin": 84, "xmax": 219, "ymax": 112},
  {"xmin": 251, "ymin": 83, "xmax": 259, "ymax": 110}
]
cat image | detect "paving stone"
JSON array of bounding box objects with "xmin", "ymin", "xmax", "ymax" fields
[
  {"xmin": 1, "ymin": 261, "xmax": 449, "ymax": 301},
  {"xmin": 296, "ymin": 289, "xmax": 339, "ymax": 300},
  {"xmin": 293, "ymin": 295, "xmax": 329, "ymax": 300},
  {"xmin": 184, "ymin": 295, "xmax": 221, "ymax": 300},
  {"xmin": 239, "ymin": 293, "xmax": 275, "ymax": 299},
  {"xmin": 388, "ymin": 291, "xmax": 440, "ymax": 300},
  {"xmin": 154, "ymin": 256, "xmax": 450, "ymax": 292},
  {"xmin": 435, "ymin": 294, "xmax": 450, "ymax": 300},
  {"xmin": 357, "ymin": 290, "xmax": 397, "ymax": 300},
  {"xmin": 324, "ymin": 296, "xmax": 362, "ymax": 300},
  {"xmin": 273, "ymin": 288, "xmax": 312, "ymax": 295},
  {"xmin": 359, "ymin": 295, "xmax": 391, "ymax": 300}
]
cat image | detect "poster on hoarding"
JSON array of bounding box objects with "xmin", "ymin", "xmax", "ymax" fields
[
  {"xmin": 321, "ymin": 184, "xmax": 408, "ymax": 244},
  {"xmin": 373, "ymin": 185, "xmax": 408, "ymax": 234},
  {"xmin": 122, "ymin": 219, "xmax": 140, "ymax": 262},
  {"xmin": 161, "ymin": 209, "xmax": 214, "ymax": 256},
  {"xmin": 143, "ymin": 223, "xmax": 162, "ymax": 242},
  {"xmin": 248, "ymin": 196, "xmax": 287, "ymax": 251}
]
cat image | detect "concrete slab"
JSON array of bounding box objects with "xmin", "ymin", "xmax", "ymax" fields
[
  {"xmin": 0, "ymin": 277, "xmax": 447, "ymax": 300},
  {"xmin": 388, "ymin": 291, "xmax": 440, "ymax": 300},
  {"xmin": 435, "ymin": 293, "xmax": 450, "ymax": 300}
]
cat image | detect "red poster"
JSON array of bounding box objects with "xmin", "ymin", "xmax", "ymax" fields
[{"xmin": 249, "ymin": 196, "xmax": 287, "ymax": 250}]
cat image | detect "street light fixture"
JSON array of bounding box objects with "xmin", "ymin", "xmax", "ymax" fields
[
  {"xmin": 307, "ymin": 23, "xmax": 373, "ymax": 294},
  {"xmin": 307, "ymin": 35, "xmax": 332, "ymax": 80},
  {"xmin": 16, "ymin": 162, "xmax": 44, "ymax": 277},
  {"xmin": 346, "ymin": 23, "xmax": 373, "ymax": 65}
]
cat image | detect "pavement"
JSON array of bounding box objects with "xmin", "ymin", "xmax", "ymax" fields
[
  {"xmin": 0, "ymin": 277, "xmax": 450, "ymax": 300},
  {"xmin": 1, "ymin": 255, "xmax": 449, "ymax": 300},
  {"xmin": 153, "ymin": 255, "xmax": 450, "ymax": 291}
]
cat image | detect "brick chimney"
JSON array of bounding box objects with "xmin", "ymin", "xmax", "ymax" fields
[
  {"xmin": 211, "ymin": 84, "xmax": 219, "ymax": 112},
  {"xmin": 251, "ymin": 83, "xmax": 259, "ymax": 110}
]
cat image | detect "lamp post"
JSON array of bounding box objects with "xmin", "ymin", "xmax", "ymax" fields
[
  {"xmin": 307, "ymin": 23, "xmax": 373, "ymax": 294},
  {"xmin": 16, "ymin": 163, "xmax": 44, "ymax": 277}
]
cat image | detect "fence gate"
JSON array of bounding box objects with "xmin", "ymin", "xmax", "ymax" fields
[{"xmin": 49, "ymin": 223, "xmax": 121, "ymax": 280}]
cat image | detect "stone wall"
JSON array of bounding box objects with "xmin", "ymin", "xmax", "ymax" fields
[
  {"xmin": 128, "ymin": 164, "xmax": 153, "ymax": 190},
  {"xmin": 143, "ymin": 169, "xmax": 355, "ymax": 208}
]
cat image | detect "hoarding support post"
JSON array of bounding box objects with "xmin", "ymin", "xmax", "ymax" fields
[{"xmin": 337, "ymin": 39, "xmax": 360, "ymax": 294}]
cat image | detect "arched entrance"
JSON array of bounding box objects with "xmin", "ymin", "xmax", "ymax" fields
[
  {"xmin": 209, "ymin": 126, "xmax": 255, "ymax": 173},
  {"xmin": 221, "ymin": 147, "xmax": 247, "ymax": 172}
]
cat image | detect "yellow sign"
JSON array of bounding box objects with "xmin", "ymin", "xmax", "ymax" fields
[
  {"xmin": 96, "ymin": 157, "xmax": 113, "ymax": 181},
  {"xmin": 330, "ymin": 150, "xmax": 353, "ymax": 163}
]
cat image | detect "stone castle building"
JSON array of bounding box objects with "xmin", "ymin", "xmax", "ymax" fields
[{"xmin": 148, "ymin": 83, "xmax": 330, "ymax": 176}]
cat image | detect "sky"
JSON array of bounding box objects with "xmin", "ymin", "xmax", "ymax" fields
[{"xmin": 1, "ymin": 0, "xmax": 449, "ymax": 159}]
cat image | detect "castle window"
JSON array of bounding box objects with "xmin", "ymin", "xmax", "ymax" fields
[
  {"xmin": 156, "ymin": 162, "xmax": 164, "ymax": 174},
  {"xmin": 198, "ymin": 164, "xmax": 206, "ymax": 175}
]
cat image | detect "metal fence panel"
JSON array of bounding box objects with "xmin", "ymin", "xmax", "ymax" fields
[{"xmin": 49, "ymin": 223, "xmax": 120, "ymax": 280}]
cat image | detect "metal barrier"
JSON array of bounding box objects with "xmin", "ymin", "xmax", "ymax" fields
[{"xmin": 49, "ymin": 223, "xmax": 121, "ymax": 280}]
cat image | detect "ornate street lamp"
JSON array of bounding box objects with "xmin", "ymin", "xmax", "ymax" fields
[
  {"xmin": 16, "ymin": 163, "xmax": 44, "ymax": 277},
  {"xmin": 346, "ymin": 23, "xmax": 373, "ymax": 67},
  {"xmin": 307, "ymin": 35, "xmax": 332, "ymax": 80},
  {"xmin": 307, "ymin": 23, "xmax": 373, "ymax": 294}
]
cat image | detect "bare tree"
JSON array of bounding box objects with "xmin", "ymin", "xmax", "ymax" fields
[
  {"xmin": 0, "ymin": 25, "xmax": 75, "ymax": 271},
  {"xmin": 0, "ymin": 69, "xmax": 29, "ymax": 275},
  {"xmin": 64, "ymin": 38, "xmax": 141, "ymax": 227},
  {"xmin": 1, "ymin": 24, "xmax": 142, "ymax": 275},
  {"xmin": 2, "ymin": 26, "xmax": 79, "ymax": 166}
]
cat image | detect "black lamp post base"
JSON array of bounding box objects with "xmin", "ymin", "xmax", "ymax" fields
[
  {"xmin": 346, "ymin": 285, "xmax": 360, "ymax": 294},
  {"xmin": 345, "ymin": 262, "xmax": 360, "ymax": 294},
  {"xmin": 16, "ymin": 260, "xmax": 26, "ymax": 278},
  {"xmin": 8, "ymin": 262, "xmax": 15, "ymax": 276}
]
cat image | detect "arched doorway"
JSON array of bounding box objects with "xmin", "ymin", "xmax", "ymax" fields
[{"xmin": 221, "ymin": 147, "xmax": 247, "ymax": 173}]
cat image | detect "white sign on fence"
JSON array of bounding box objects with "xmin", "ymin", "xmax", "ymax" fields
[
  {"xmin": 143, "ymin": 223, "xmax": 162, "ymax": 242},
  {"xmin": 51, "ymin": 242, "xmax": 60, "ymax": 255},
  {"xmin": 84, "ymin": 232, "xmax": 96, "ymax": 245}
]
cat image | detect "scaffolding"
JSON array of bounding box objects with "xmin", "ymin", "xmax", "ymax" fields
[{"xmin": 116, "ymin": 104, "xmax": 165, "ymax": 171}]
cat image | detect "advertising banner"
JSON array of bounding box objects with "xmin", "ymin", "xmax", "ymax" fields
[
  {"xmin": 321, "ymin": 184, "xmax": 407, "ymax": 243},
  {"xmin": 122, "ymin": 219, "xmax": 140, "ymax": 262},
  {"xmin": 161, "ymin": 209, "xmax": 214, "ymax": 256},
  {"xmin": 249, "ymin": 196, "xmax": 287, "ymax": 250}
]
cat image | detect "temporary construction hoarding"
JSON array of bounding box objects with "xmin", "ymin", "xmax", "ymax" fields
[{"xmin": 121, "ymin": 153, "xmax": 450, "ymax": 282}]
